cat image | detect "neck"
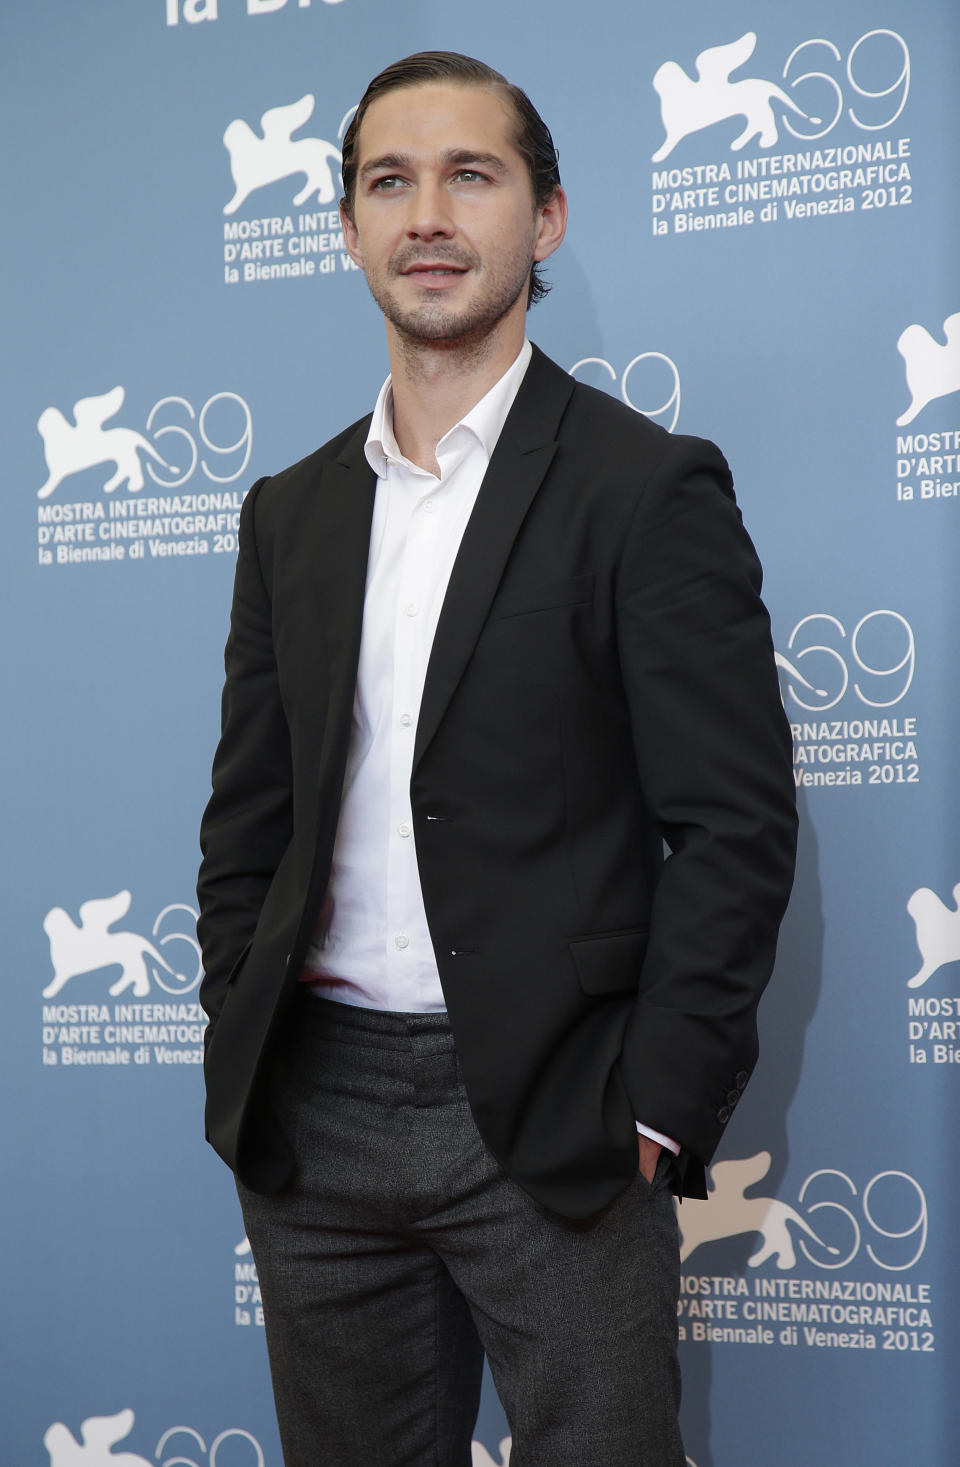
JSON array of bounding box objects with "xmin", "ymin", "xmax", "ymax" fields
[{"xmin": 386, "ymin": 319, "xmax": 525, "ymax": 474}]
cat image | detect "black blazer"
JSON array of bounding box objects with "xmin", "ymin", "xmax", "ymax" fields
[{"xmin": 197, "ymin": 345, "xmax": 797, "ymax": 1219}]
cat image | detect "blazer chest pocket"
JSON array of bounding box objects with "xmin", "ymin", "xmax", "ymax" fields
[
  {"xmin": 568, "ymin": 928, "xmax": 648, "ymax": 995},
  {"xmin": 487, "ymin": 573, "xmax": 595, "ymax": 623}
]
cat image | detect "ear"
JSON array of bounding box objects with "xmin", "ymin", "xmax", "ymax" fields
[
  {"xmin": 340, "ymin": 202, "xmax": 364, "ymax": 269},
  {"xmin": 532, "ymin": 185, "xmax": 568, "ymax": 264}
]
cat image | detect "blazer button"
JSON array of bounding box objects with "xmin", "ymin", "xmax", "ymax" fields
[
  {"xmin": 717, "ymin": 1106, "xmax": 731, "ymax": 1124},
  {"xmin": 736, "ymin": 1070, "xmax": 749, "ymax": 1089},
  {"xmin": 727, "ymin": 1090, "xmax": 741, "ymax": 1107}
]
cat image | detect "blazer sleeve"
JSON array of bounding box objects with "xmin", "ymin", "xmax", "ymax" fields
[
  {"xmin": 614, "ymin": 436, "xmax": 798, "ymax": 1166},
  {"xmin": 196, "ymin": 478, "xmax": 293, "ymax": 1028}
]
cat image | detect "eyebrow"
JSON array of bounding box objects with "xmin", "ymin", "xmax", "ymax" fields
[{"xmin": 359, "ymin": 148, "xmax": 510, "ymax": 183}]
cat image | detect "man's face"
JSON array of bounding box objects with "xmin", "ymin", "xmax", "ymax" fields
[{"xmin": 341, "ymin": 82, "xmax": 565, "ymax": 348}]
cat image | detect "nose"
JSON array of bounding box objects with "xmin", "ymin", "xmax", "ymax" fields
[{"xmin": 405, "ymin": 178, "xmax": 455, "ymax": 240}]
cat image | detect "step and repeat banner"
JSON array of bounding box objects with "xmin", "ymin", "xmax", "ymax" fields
[{"xmin": 3, "ymin": 2, "xmax": 958, "ymax": 1463}]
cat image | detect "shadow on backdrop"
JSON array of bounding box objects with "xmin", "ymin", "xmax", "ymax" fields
[{"xmin": 678, "ymin": 792, "xmax": 823, "ymax": 1466}]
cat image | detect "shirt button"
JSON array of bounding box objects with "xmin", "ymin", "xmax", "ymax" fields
[
  {"xmin": 405, "ymin": 602, "xmax": 419, "ymax": 617},
  {"xmin": 399, "ymin": 712, "xmax": 413, "ymax": 727},
  {"xmin": 398, "ymin": 822, "xmax": 411, "ymax": 838},
  {"xmin": 423, "ymin": 499, "xmax": 435, "ymax": 513},
  {"xmin": 394, "ymin": 934, "xmax": 409, "ymax": 950}
]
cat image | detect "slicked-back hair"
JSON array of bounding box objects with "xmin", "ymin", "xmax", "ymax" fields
[{"xmin": 340, "ymin": 51, "xmax": 562, "ymax": 306}]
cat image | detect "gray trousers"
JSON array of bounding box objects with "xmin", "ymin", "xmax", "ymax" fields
[{"xmin": 237, "ymin": 994, "xmax": 686, "ymax": 1467}]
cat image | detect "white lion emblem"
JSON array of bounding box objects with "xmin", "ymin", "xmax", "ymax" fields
[
  {"xmin": 677, "ymin": 1152, "xmax": 838, "ymax": 1270},
  {"xmin": 652, "ymin": 33, "xmax": 815, "ymax": 163},
  {"xmin": 36, "ymin": 387, "xmax": 166, "ymax": 500},
  {"xmin": 44, "ymin": 1409, "xmax": 151, "ymax": 1467},
  {"xmin": 896, "ymin": 312, "xmax": 960, "ymax": 427},
  {"xmin": 223, "ymin": 95, "xmax": 342, "ymax": 215},
  {"xmin": 906, "ymin": 881, "xmax": 960, "ymax": 989},
  {"xmin": 42, "ymin": 891, "xmax": 186, "ymax": 999}
]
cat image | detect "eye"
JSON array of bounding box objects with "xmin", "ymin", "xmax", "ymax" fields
[
  {"xmin": 453, "ymin": 169, "xmax": 486, "ymax": 184},
  {"xmin": 369, "ymin": 175, "xmax": 406, "ymax": 192}
]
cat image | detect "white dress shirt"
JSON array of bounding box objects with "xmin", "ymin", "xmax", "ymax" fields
[{"xmin": 302, "ymin": 340, "xmax": 678, "ymax": 1157}]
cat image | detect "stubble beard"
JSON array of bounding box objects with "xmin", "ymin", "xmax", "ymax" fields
[{"xmin": 365, "ymin": 242, "xmax": 535, "ymax": 353}]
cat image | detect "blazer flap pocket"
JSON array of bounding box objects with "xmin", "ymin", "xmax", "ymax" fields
[
  {"xmin": 488, "ymin": 573, "xmax": 595, "ymax": 622},
  {"xmin": 569, "ymin": 928, "xmax": 648, "ymax": 995}
]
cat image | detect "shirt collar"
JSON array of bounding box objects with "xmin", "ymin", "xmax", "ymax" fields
[{"xmin": 364, "ymin": 339, "xmax": 533, "ymax": 479}]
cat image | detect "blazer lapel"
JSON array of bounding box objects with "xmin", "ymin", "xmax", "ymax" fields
[
  {"xmin": 308, "ymin": 421, "xmax": 376, "ymax": 670},
  {"xmin": 301, "ymin": 421, "xmax": 376, "ymax": 797},
  {"xmin": 413, "ymin": 347, "xmax": 576, "ymax": 773}
]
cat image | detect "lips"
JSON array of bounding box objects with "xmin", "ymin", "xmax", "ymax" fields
[
  {"xmin": 397, "ymin": 261, "xmax": 470, "ymax": 293},
  {"xmin": 393, "ymin": 246, "xmax": 474, "ymax": 277},
  {"xmin": 402, "ymin": 263, "xmax": 468, "ymax": 276}
]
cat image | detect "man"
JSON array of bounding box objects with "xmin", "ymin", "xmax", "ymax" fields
[{"xmin": 198, "ymin": 51, "xmax": 797, "ymax": 1467}]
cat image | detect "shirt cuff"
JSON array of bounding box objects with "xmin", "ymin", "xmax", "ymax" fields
[{"xmin": 635, "ymin": 1121, "xmax": 681, "ymax": 1156}]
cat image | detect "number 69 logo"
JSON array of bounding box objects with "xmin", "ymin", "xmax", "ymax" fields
[
  {"xmin": 146, "ymin": 393, "xmax": 252, "ymax": 488},
  {"xmin": 776, "ymin": 610, "xmax": 915, "ymax": 711},
  {"xmin": 156, "ymin": 1426, "xmax": 263, "ymax": 1467},
  {"xmin": 568, "ymin": 354, "xmax": 681, "ymax": 432},
  {"xmin": 797, "ymin": 1169, "xmax": 927, "ymax": 1271},
  {"xmin": 781, "ymin": 29, "xmax": 910, "ymax": 141}
]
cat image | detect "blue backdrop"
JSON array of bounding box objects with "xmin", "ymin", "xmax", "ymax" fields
[{"xmin": 3, "ymin": 2, "xmax": 958, "ymax": 1463}]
